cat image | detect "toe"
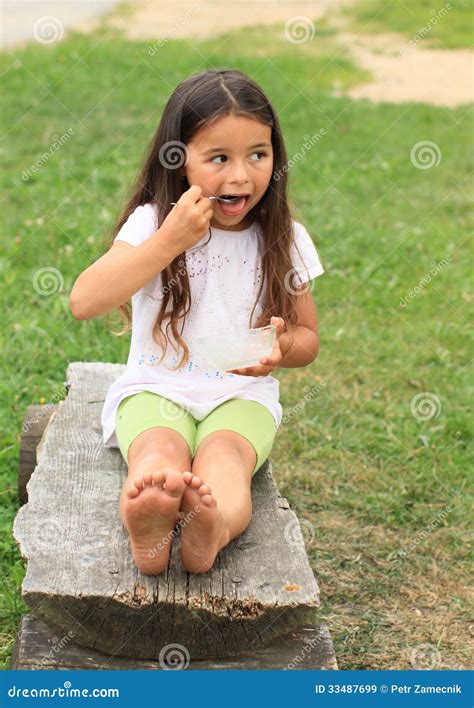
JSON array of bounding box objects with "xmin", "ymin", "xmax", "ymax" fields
[
  {"xmin": 182, "ymin": 471, "xmax": 193, "ymax": 483},
  {"xmin": 163, "ymin": 469, "xmax": 186, "ymax": 497},
  {"xmin": 152, "ymin": 470, "xmax": 165, "ymax": 486},
  {"xmin": 190, "ymin": 475, "xmax": 202, "ymax": 489},
  {"xmin": 143, "ymin": 472, "xmax": 153, "ymax": 486},
  {"xmin": 126, "ymin": 484, "xmax": 140, "ymax": 499},
  {"xmin": 198, "ymin": 484, "xmax": 211, "ymax": 496},
  {"xmin": 201, "ymin": 494, "xmax": 214, "ymax": 507}
]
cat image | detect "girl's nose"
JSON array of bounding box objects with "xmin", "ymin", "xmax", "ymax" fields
[{"xmin": 228, "ymin": 161, "xmax": 249, "ymax": 183}]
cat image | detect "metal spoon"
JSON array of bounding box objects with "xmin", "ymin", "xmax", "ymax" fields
[{"xmin": 170, "ymin": 195, "xmax": 244, "ymax": 206}]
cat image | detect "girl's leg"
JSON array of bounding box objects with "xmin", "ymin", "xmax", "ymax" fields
[
  {"xmin": 119, "ymin": 427, "xmax": 192, "ymax": 576},
  {"xmin": 179, "ymin": 430, "xmax": 257, "ymax": 574}
]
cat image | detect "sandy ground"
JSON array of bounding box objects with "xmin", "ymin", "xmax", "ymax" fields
[
  {"xmin": 94, "ymin": 0, "xmax": 474, "ymax": 107},
  {"xmin": 2, "ymin": 0, "xmax": 473, "ymax": 106},
  {"xmin": 104, "ymin": 0, "xmax": 337, "ymax": 40},
  {"xmin": 336, "ymin": 31, "xmax": 474, "ymax": 107}
]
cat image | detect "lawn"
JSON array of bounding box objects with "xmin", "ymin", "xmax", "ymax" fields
[
  {"xmin": 1, "ymin": 7, "xmax": 472, "ymax": 670},
  {"xmin": 345, "ymin": 0, "xmax": 473, "ymax": 49}
]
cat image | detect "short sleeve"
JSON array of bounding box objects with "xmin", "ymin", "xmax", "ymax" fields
[
  {"xmin": 114, "ymin": 203, "xmax": 157, "ymax": 247},
  {"xmin": 290, "ymin": 221, "xmax": 324, "ymax": 284}
]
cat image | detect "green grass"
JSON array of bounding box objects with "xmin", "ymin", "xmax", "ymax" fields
[
  {"xmin": 1, "ymin": 13, "xmax": 472, "ymax": 670},
  {"xmin": 346, "ymin": 0, "xmax": 474, "ymax": 49}
]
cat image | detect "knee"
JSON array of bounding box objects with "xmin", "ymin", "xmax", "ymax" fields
[
  {"xmin": 195, "ymin": 433, "xmax": 247, "ymax": 463},
  {"xmin": 128, "ymin": 430, "xmax": 190, "ymax": 468}
]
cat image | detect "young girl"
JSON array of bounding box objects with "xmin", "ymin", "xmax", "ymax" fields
[{"xmin": 70, "ymin": 68, "xmax": 324, "ymax": 577}]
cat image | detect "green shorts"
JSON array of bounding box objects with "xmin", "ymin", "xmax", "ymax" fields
[{"xmin": 115, "ymin": 392, "xmax": 278, "ymax": 475}]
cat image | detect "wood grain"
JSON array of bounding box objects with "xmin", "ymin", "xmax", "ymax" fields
[
  {"xmin": 11, "ymin": 614, "xmax": 337, "ymax": 670},
  {"xmin": 13, "ymin": 362, "xmax": 321, "ymax": 661}
]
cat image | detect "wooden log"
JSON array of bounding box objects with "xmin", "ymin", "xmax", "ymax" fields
[
  {"xmin": 13, "ymin": 362, "xmax": 321, "ymax": 661},
  {"xmin": 11, "ymin": 614, "xmax": 337, "ymax": 670},
  {"xmin": 18, "ymin": 404, "xmax": 60, "ymax": 505}
]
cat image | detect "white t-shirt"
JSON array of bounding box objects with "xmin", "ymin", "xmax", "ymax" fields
[{"xmin": 101, "ymin": 203, "xmax": 324, "ymax": 449}]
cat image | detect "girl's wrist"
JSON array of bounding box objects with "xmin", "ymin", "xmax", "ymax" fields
[{"xmin": 153, "ymin": 225, "xmax": 182, "ymax": 262}]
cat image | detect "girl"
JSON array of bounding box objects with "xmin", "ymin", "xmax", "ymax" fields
[{"xmin": 70, "ymin": 68, "xmax": 324, "ymax": 577}]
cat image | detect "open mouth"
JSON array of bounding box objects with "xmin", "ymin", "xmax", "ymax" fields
[
  {"xmin": 217, "ymin": 194, "xmax": 250, "ymax": 216},
  {"xmin": 218, "ymin": 194, "xmax": 249, "ymax": 202}
]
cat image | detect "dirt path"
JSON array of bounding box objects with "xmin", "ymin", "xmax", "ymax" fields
[
  {"xmin": 104, "ymin": 0, "xmax": 337, "ymax": 41},
  {"xmin": 336, "ymin": 31, "xmax": 473, "ymax": 107},
  {"xmin": 4, "ymin": 0, "xmax": 472, "ymax": 106},
  {"xmin": 104, "ymin": 0, "xmax": 473, "ymax": 107}
]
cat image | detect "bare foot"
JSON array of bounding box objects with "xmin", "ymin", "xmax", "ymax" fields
[
  {"xmin": 179, "ymin": 471, "xmax": 230, "ymax": 574},
  {"xmin": 120, "ymin": 468, "xmax": 186, "ymax": 575}
]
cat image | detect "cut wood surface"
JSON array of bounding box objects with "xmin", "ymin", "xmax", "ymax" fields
[
  {"xmin": 18, "ymin": 404, "xmax": 60, "ymax": 505},
  {"xmin": 11, "ymin": 614, "xmax": 337, "ymax": 670},
  {"xmin": 13, "ymin": 362, "xmax": 321, "ymax": 661}
]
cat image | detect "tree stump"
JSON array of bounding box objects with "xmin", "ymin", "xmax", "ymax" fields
[{"xmin": 13, "ymin": 362, "xmax": 322, "ymax": 662}]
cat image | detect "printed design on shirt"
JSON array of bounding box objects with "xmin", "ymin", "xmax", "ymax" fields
[
  {"xmin": 131, "ymin": 251, "xmax": 265, "ymax": 376},
  {"xmin": 133, "ymin": 296, "xmax": 236, "ymax": 378},
  {"xmin": 135, "ymin": 348, "xmax": 234, "ymax": 380},
  {"xmin": 167, "ymin": 354, "xmax": 231, "ymax": 380},
  {"xmin": 186, "ymin": 251, "xmax": 231, "ymax": 279}
]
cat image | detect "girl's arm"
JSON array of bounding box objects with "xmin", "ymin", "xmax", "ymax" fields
[
  {"xmin": 278, "ymin": 325, "xmax": 319, "ymax": 368},
  {"xmin": 279, "ymin": 289, "xmax": 319, "ymax": 367},
  {"xmin": 69, "ymin": 226, "xmax": 179, "ymax": 320},
  {"xmin": 70, "ymin": 187, "xmax": 214, "ymax": 320},
  {"xmin": 227, "ymin": 296, "xmax": 319, "ymax": 377}
]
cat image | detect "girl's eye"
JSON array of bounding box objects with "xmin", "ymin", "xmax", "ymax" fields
[
  {"xmin": 210, "ymin": 152, "xmax": 267, "ymax": 164},
  {"xmin": 211, "ymin": 155, "xmax": 227, "ymax": 164},
  {"xmin": 250, "ymin": 151, "xmax": 266, "ymax": 161}
]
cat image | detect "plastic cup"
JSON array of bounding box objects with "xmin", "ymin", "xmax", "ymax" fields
[{"xmin": 195, "ymin": 324, "xmax": 276, "ymax": 372}]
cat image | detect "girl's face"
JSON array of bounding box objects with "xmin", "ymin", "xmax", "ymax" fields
[{"xmin": 183, "ymin": 114, "xmax": 274, "ymax": 231}]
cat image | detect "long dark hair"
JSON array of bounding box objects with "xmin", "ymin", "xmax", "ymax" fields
[{"xmin": 108, "ymin": 68, "xmax": 307, "ymax": 369}]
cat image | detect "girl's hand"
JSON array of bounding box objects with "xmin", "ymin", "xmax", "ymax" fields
[
  {"xmin": 225, "ymin": 317, "xmax": 286, "ymax": 377},
  {"xmin": 160, "ymin": 185, "xmax": 214, "ymax": 254}
]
